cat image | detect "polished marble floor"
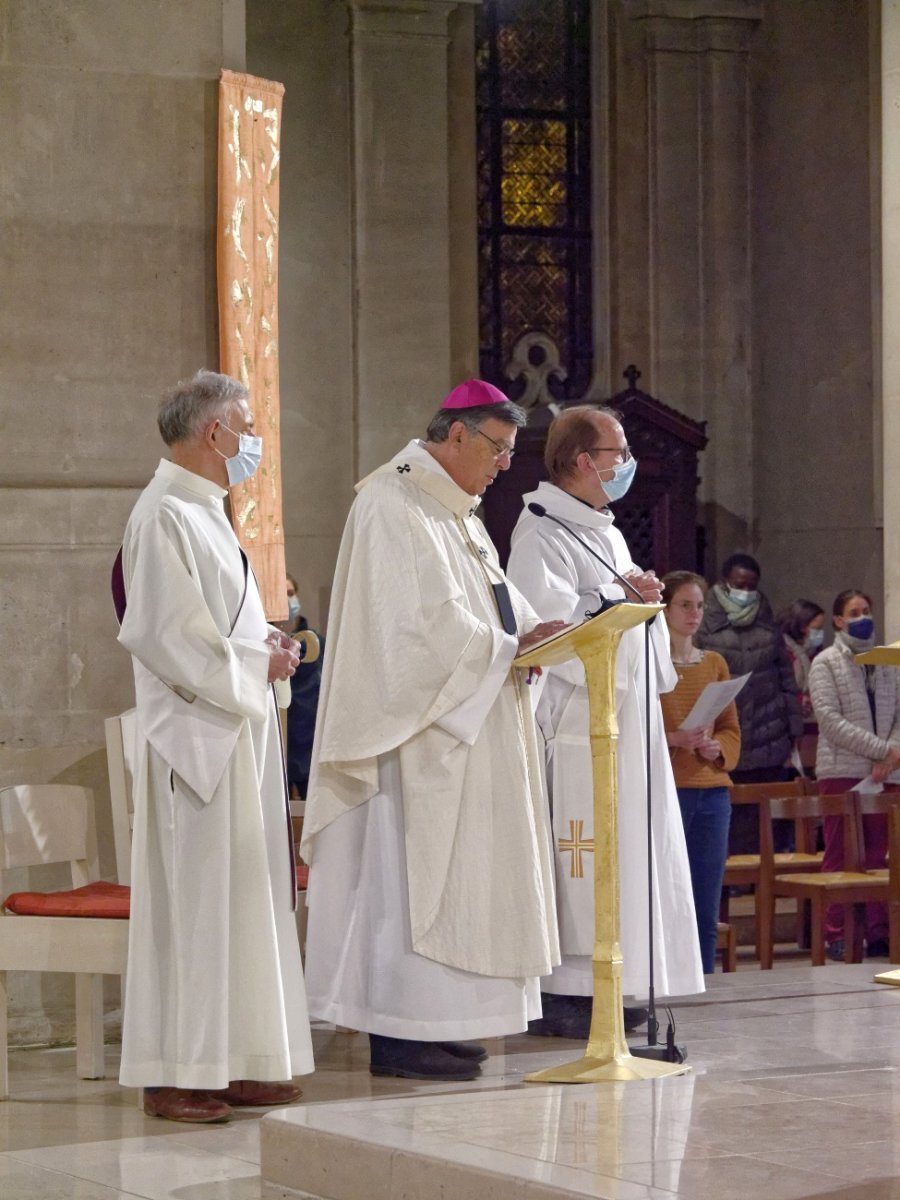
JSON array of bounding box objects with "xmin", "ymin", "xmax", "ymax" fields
[{"xmin": 4, "ymin": 962, "xmax": 900, "ymax": 1198}]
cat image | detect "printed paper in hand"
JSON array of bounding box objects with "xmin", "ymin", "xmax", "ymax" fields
[{"xmin": 679, "ymin": 673, "xmax": 750, "ymax": 731}]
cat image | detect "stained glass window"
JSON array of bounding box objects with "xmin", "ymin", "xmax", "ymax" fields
[{"xmin": 476, "ymin": 0, "xmax": 592, "ymax": 399}]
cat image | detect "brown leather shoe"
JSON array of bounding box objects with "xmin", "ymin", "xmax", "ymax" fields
[
  {"xmin": 143, "ymin": 1087, "xmax": 232, "ymax": 1123},
  {"xmin": 208, "ymin": 1079, "xmax": 303, "ymax": 1107}
]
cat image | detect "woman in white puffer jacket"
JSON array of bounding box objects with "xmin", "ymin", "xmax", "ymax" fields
[{"xmin": 808, "ymin": 589, "xmax": 900, "ymax": 961}]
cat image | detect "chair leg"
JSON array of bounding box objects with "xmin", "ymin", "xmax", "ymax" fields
[
  {"xmin": 846, "ymin": 904, "xmax": 865, "ymax": 964},
  {"xmin": 758, "ymin": 882, "xmax": 774, "ymax": 970},
  {"xmin": 75, "ymin": 974, "xmax": 105, "ymax": 1080},
  {"xmin": 810, "ymin": 896, "xmax": 826, "ymax": 965},
  {"xmin": 0, "ymin": 970, "xmax": 8, "ymax": 1099}
]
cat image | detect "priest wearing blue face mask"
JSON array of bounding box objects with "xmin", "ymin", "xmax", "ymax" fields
[
  {"xmin": 507, "ymin": 406, "xmax": 704, "ymax": 1038},
  {"xmin": 116, "ymin": 369, "xmax": 313, "ymax": 1122},
  {"xmin": 695, "ymin": 554, "xmax": 804, "ymax": 854}
]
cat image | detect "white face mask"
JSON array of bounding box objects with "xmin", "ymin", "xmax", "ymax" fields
[
  {"xmin": 591, "ymin": 456, "xmax": 637, "ymax": 502},
  {"xmin": 215, "ymin": 423, "xmax": 263, "ymax": 485},
  {"xmin": 728, "ymin": 587, "xmax": 759, "ymax": 608}
]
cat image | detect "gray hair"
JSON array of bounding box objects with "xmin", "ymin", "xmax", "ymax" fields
[
  {"xmin": 426, "ymin": 401, "xmax": 527, "ymax": 443},
  {"xmin": 157, "ymin": 369, "xmax": 248, "ymax": 446}
]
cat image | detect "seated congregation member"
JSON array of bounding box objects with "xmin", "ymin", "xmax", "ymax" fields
[
  {"xmin": 660, "ymin": 572, "xmax": 740, "ymax": 974},
  {"xmin": 117, "ymin": 370, "xmax": 313, "ymax": 1123},
  {"xmin": 302, "ymin": 380, "xmax": 567, "ymax": 1081},
  {"xmin": 809, "ymin": 589, "xmax": 900, "ymax": 961},
  {"xmin": 695, "ymin": 553, "xmax": 803, "ymax": 853},
  {"xmin": 506, "ymin": 405, "xmax": 703, "ymax": 1039}
]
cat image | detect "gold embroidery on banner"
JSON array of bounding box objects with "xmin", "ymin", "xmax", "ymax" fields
[
  {"xmin": 559, "ymin": 819, "xmax": 594, "ymax": 879},
  {"xmin": 229, "ymin": 198, "xmax": 248, "ymax": 266}
]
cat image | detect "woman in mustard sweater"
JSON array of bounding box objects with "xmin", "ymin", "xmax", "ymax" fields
[{"xmin": 660, "ymin": 571, "xmax": 741, "ymax": 972}]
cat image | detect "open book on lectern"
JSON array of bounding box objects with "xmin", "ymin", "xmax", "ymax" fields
[{"xmin": 513, "ymin": 600, "xmax": 664, "ymax": 669}]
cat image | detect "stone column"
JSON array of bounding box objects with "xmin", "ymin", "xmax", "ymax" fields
[
  {"xmin": 621, "ymin": 0, "xmax": 760, "ymax": 571},
  {"xmin": 883, "ymin": 1, "xmax": 900, "ymax": 635},
  {"xmin": 349, "ymin": 0, "xmax": 477, "ymax": 474}
]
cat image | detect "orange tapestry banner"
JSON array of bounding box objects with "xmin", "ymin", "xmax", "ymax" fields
[{"xmin": 217, "ymin": 69, "xmax": 287, "ymax": 620}]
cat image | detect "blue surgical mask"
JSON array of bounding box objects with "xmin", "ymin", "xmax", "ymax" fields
[
  {"xmin": 216, "ymin": 423, "xmax": 263, "ymax": 486},
  {"xmin": 593, "ymin": 456, "xmax": 637, "ymax": 502},
  {"xmin": 729, "ymin": 588, "xmax": 759, "ymax": 607},
  {"xmin": 846, "ymin": 616, "xmax": 875, "ymax": 642},
  {"xmin": 805, "ymin": 627, "xmax": 825, "ymax": 650},
  {"xmin": 287, "ymin": 595, "xmax": 301, "ymax": 621}
]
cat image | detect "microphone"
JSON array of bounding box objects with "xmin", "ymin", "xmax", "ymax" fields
[{"xmin": 526, "ymin": 502, "xmax": 650, "ymax": 605}]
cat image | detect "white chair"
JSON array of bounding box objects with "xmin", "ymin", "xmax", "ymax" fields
[{"xmin": 0, "ymin": 785, "xmax": 129, "ymax": 1098}]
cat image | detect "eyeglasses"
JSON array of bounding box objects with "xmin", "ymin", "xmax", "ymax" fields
[
  {"xmin": 587, "ymin": 444, "xmax": 632, "ymax": 462},
  {"xmin": 475, "ymin": 428, "xmax": 516, "ymax": 460}
]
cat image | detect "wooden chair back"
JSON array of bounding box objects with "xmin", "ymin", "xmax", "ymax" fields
[
  {"xmin": 729, "ymin": 779, "xmax": 808, "ymax": 856},
  {"xmin": 768, "ymin": 791, "xmax": 860, "ymax": 869}
]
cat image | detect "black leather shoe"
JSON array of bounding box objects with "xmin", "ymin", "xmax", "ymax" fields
[
  {"xmin": 526, "ymin": 992, "xmax": 591, "ymax": 1039},
  {"xmin": 527, "ymin": 994, "xmax": 650, "ymax": 1038},
  {"xmin": 437, "ymin": 1041, "xmax": 488, "ymax": 1063},
  {"xmin": 369, "ymin": 1035, "xmax": 481, "ymax": 1080}
]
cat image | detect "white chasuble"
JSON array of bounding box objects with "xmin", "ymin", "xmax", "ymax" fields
[
  {"xmin": 117, "ymin": 459, "xmax": 313, "ymax": 1089},
  {"xmin": 507, "ymin": 481, "xmax": 703, "ymax": 1000},
  {"xmin": 301, "ymin": 441, "xmax": 559, "ymax": 1038}
]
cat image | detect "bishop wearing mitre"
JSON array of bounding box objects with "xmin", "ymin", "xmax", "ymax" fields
[{"xmin": 302, "ymin": 380, "xmax": 566, "ymax": 1081}]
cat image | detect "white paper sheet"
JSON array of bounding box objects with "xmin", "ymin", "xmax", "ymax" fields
[
  {"xmin": 853, "ymin": 776, "xmax": 884, "ymax": 795},
  {"xmin": 679, "ymin": 672, "xmax": 750, "ymax": 731}
]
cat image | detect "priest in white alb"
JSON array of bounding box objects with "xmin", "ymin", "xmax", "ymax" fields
[
  {"xmin": 302, "ymin": 380, "xmax": 567, "ymax": 1081},
  {"xmin": 506, "ymin": 405, "xmax": 704, "ymax": 1040},
  {"xmin": 117, "ymin": 370, "xmax": 314, "ymax": 1123}
]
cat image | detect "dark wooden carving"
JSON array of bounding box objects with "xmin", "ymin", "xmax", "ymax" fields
[{"xmin": 482, "ymin": 365, "xmax": 708, "ymax": 576}]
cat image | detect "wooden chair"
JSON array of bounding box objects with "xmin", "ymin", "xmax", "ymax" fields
[
  {"xmin": 721, "ymin": 779, "xmax": 822, "ymax": 968},
  {"xmin": 769, "ymin": 792, "xmax": 889, "ymax": 965},
  {"xmin": 0, "ymin": 786, "xmax": 129, "ymax": 1098}
]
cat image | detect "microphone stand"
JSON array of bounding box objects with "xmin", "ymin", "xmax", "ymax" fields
[
  {"xmin": 528, "ymin": 503, "xmax": 685, "ymax": 1064},
  {"xmin": 630, "ymin": 619, "xmax": 685, "ymax": 1065}
]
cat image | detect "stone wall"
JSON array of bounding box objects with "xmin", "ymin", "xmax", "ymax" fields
[
  {"xmin": 0, "ymin": 0, "xmax": 243, "ymax": 1043},
  {"xmin": 751, "ymin": 0, "xmax": 881, "ymax": 622}
]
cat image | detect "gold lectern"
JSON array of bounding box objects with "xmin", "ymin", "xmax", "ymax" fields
[{"xmin": 515, "ymin": 603, "xmax": 690, "ymax": 1082}]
